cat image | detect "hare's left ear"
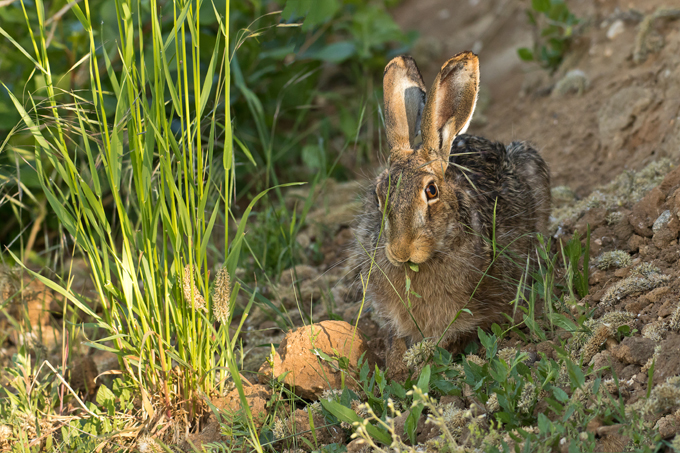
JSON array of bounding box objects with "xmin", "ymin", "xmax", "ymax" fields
[
  {"xmin": 421, "ymin": 52, "xmax": 480, "ymax": 169},
  {"xmin": 383, "ymin": 56, "xmax": 427, "ymax": 151}
]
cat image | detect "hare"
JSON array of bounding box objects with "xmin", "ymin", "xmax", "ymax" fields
[{"xmin": 353, "ymin": 52, "xmax": 551, "ymax": 375}]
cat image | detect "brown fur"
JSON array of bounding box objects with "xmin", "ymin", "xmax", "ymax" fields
[{"xmin": 352, "ymin": 52, "xmax": 551, "ymax": 372}]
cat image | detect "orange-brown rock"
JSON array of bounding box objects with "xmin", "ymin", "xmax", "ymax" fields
[
  {"xmin": 264, "ymin": 320, "xmax": 378, "ymax": 400},
  {"xmin": 218, "ymin": 383, "xmax": 271, "ymax": 429}
]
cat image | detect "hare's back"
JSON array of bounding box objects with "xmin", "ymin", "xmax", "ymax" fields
[{"xmin": 448, "ymin": 134, "xmax": 551, "ymax": 236}]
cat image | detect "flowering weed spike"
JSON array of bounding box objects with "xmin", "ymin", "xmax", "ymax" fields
[
  {"xmin": 182, "ymin": 264, "xmax": 206, "ymax": 311},
  {"xmin": 212, "ymin": 267, "xmax": 231, "ymax": 323}
]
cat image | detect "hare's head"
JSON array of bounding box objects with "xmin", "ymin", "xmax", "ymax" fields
[{"xmin": 375, "ymin": 52, "xmax": 480, "ymax": 267}]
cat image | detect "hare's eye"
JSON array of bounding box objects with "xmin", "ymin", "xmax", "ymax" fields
[{"xmin": 425, "ymin": 183, "xmax": 438, "ymax": 200}]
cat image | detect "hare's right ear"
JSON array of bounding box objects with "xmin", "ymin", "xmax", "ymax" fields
[
  {"xmin": 383, "ymin": 56, "xmax": 427, "ymax": 151},
  {"xmin": 421, "ymin": 52, "xmax": 480, "ymax": 167}
]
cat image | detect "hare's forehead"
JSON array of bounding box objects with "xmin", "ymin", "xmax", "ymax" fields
[{"xmin": 377, "ymin": 166, "xmax": 434, "ymax": 195}]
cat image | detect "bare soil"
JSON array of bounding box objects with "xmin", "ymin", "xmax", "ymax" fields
[{"xmin": 393, "ymin": 0, "xmax": 680, "ymax": 195}]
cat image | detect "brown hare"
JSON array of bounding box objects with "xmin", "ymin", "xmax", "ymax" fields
[{"xmin": 353, "ymin": 52, "xmax": 551, "ymax": 376}]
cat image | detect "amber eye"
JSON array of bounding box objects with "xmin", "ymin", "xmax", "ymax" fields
[{"xmin": 425, "ymin": 183, "xmax": 438, "ymax": 200}]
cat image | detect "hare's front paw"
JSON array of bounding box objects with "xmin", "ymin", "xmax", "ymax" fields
[{"xmin": 385, "ymin": 335, "xmax": 410, "ymax": 381}]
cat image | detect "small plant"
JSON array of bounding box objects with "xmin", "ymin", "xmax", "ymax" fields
[
  {"xmin": 518, "ymin": 0, "xmax": 580, "ymax": 72},
  {"xmin": 561, "ymin": 226, "xmax": 590, "ymax": 299}
]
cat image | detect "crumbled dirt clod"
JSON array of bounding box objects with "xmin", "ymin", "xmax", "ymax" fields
[
  {"xmin": 217, "ymin": 383, "xmax": 271, "ymax": 429},
  {"xmin": 657, "ymin": 413, "xmax": 680, "ymax": 438},
  {"xmin": 264, "ymin": 321, "xmax": 378, "ymax": 400},
  {"xmin": 611, "ymin": 336, "xmax": 655, "ymax": 365},
  {"xmin": 653, "ymin": 334, "xmax": 680, "ymax": 385}
]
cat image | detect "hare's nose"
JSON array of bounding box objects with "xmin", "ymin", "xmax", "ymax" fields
[{"xmin": 386, "ymin": 244, "xmax": 410, "ymax": 265}]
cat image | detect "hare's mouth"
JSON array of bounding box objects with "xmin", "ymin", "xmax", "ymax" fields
[{"xmin": 385, "ymin": 243, "xmax": 432, "ymax": 267}]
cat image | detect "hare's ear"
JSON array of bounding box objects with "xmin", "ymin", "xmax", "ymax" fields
[
  {"xmin": 421, "ymin": 52, "xmax": 479, "ymax": 167},
  {"xmin": 383, "ymin": 56, "xmax": 427, "ymax": 151}
]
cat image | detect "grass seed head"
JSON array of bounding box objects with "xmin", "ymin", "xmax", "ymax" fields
[
  {"xmin": 596, "ymin": 250, "xmax": 632, "ymax": 270},
  {"xmin": 403, "ymin": 339, "xmax": 436, "ymax": 368},
  {"xmin": 321, "ymin": 389, "xmax": 343, "ymax": 401},
  {"xmin": 642, "ymin": 321, "xmax": 667, "ymax": 341},
  {"xmin": 669, "ymin": 303, "xmax": 680, "ymax": 332},
  {"xmin": 645, "ymin": 377, "xmax": 680, "ymax": 415},
  {"xmin": 212, "ymin": 267, "xmax": 231, "ymax": 324},
  {"xmin": 182, "ymin": 264, "xmax": 206, "ymax": 311},
  {"xmin": 549, "ymin": 159, "xmax": 672, "ymax": 232},
  {"xmin": 672, "ymin": 433, "xmax": 680, "ymax": 453},
  {"xmin": 137, "ymin": 435, "xmax": 161, "ymax": 453},
  {"xmin": 497, "ymin": 347, "xmax": 521, "ymax": 364},
  {"xmin": 351, "ymin": 399, "xmax": 368, "ymax": 417},
  {"xmin": 601, "ymin": 267, "xmax": 668, "ymax": 304},
  {"xmin": 0, "ymin": 425, "xmax": 11, "ymax": 447},
  {"xmin": 272, "ymin": 417, "xmax": 287, "ymax": 440},
  {"xmin": 605, "ymin": 211, "xmax": 624, "ymax": 225},
  {"xmin": 517, "ymin": 383, "xmax": 536, "ymax": 414},
  {"xmin": 486, "ymin": 393, "xmax": 500, "ymax": 413},
  {"xmin": 551, "ymin": 186, "xmax": 576, "ymax": 203},
  {"xmin": 582, "ymin": 325, "xmax": 613, "ymax": 363},
  {"xmin": 466, "ymin": 354, "xmax": 487, "ymax": 367},
  {"xmin": 597, "ymin": 310, "xmax": 635, "ymax": 328}
]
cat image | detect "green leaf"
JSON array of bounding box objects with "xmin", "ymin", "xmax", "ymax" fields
[
  {"xmin": 307, "ymin": 41, "xmax": 356, "ymax": 64},
  {"xmin": 391, "ymin": 380, "xmax": 406, "ymax": 399},
  {"xmin": 537, "ymin": 413, "xmax": 551, "ymax": 434},
  {"xmin": 417, "ymin": 364, "xmax": 431, "ymax": 394},
  {"xmin": 320, "ymin": 399, "xmax": 391, "ymax": 445},
  {"xmin": 405, "ymin": 405, "xmax": 422, "ymax": 445},
  {"xmin": 234, "ymin": 135, "xmax": 257, "ymax": 167},
  {"xmin": 531, "ymin": 0, "xmax": 550, "ymax": 12},
  {"xmin": 647, "ymin": 357, "xmax": 655, "ymax": 399},
  {"xmin": 566, "ymin": 359, "xmax": 585, "ymax": 389},
  {"xmin": 408, "ymin": 262, "xmax": 419, "ymax": 272},
  {"xmin": 71, "ymin": 3, "xmax": 91, "ymax": 31},
  {"xmin": 517, "ymin": 47, "xmax": 534, "ymax": 61},
  {"xmin": 551, "ymin": 386, "xmax": 569, "ymax": 403},
  {"xmin": 303, "ymin": 0, "xmax": 339, "ymax": 29}
]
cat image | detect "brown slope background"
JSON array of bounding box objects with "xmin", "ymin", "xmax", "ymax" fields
[{"xmin": 393, "ymin": 0, "xmax": 680, "ymax": 196}]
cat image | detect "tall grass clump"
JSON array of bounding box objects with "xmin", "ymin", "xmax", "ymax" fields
[{"xmin": 1, "ymin": 0, "xmax": 277, "ymax": 445}]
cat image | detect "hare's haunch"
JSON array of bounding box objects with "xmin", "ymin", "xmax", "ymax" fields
[{"xmin": 353, "ymin": 52, "xmax": 551, "ymax": 373}]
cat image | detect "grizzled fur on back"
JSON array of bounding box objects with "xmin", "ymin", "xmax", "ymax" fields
[{"xmin": 351, "ymin": 52, "xmax": 551, "ymax": 362}]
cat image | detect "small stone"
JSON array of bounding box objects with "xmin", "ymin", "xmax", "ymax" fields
[
  {"xmin": 218, "ymin": 384, "xmax": 271, "ymax": 429},
  {"xmin": 536, "ymin": 341, "xmax": 556, "ymax": 360},
  {"xmin": 611, "ymin": 336, "xmax": 655, "ymax": 365},
  {"xmin": 553, "ymin": 70, "xmax": 589, "ymax": 97},
  {"xmin": 606, "ymin": 20, "xmax": 625, "ymax": 40},
  {"xmin": 653, "ymin": 210, "xmax": 672, "ymax": 233},
  {"xmin": 627, "ymin": 234, "xmax": 646, "ymax": 252},
  {"xmin": 264, "ymin": 321, "xmax": 378, "ymax": 400},
  {"xmin": 656, "ymin": 414, "xmax": 680, "ymax": 438}
]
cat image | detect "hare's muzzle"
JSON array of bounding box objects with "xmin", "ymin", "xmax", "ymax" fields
[{"xmin": 385, "ymin": 243, "xmax": 410, "ymax": 265}]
